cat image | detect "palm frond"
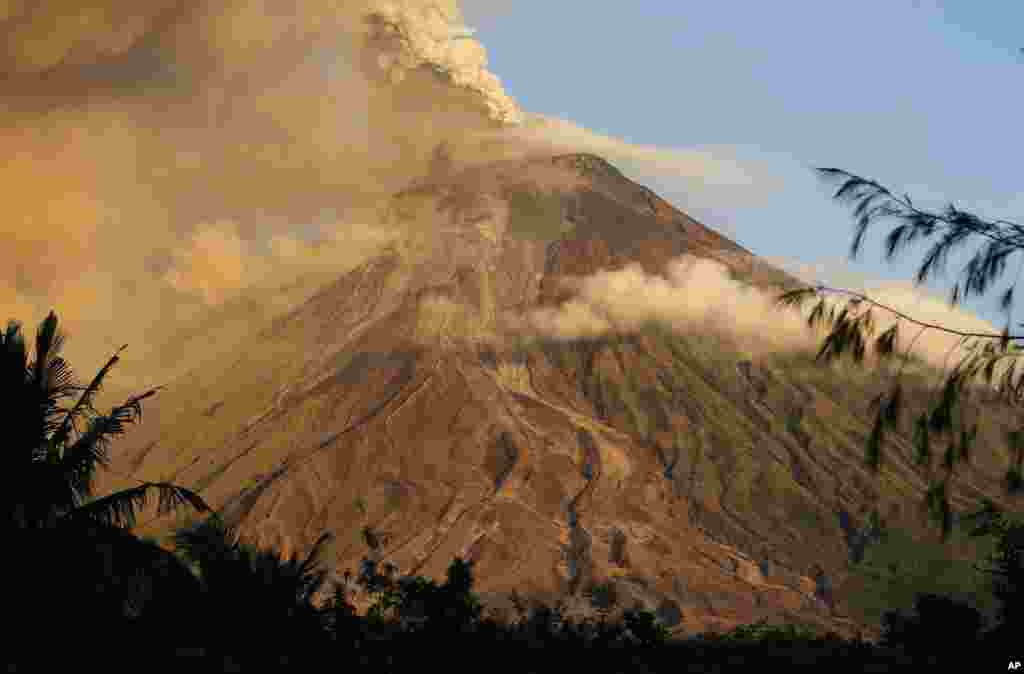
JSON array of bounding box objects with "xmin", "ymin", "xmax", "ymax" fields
[
  {"xmin": 171, "ymin": 514, "xmax": 241, "ymax": 569},
  {"xmin": 60, "ymin": 388, "xmax": 160, "ymax": 499},
  {"xmin": 66, "ymin": 481, "xmax": 209, "ymax": 529},
  {"xmin": 2, "ymin": 318, "xmax": 24, "ymax": 345},
  {"xmin": 1, "ymin": 319, "xmax": 28, "ymax": 374},
  {"xmin": 41, "ymin": 357, "xmax": 79, "ymax": 439},
  {"xmin": 2, "ymin": 320, "xmax": 32, "ymax": 448},
  {"xmin": 43, "ymin": 356, "xmax": 77, "ymax": 399},
  {"xmin": 51, "ymin": 345, "xmax": 130, "ymax": 450},
  {"xmin": 173, "ymin": 516, "xmax": 332, "ymax": 615},
  {"xmin": 30, "ymin": 311, "xmax": 65, "ymax": 391}
]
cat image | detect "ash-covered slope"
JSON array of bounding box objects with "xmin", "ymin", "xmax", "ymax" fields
[{"xmin": 103, "ymin": 153, "xmax": 1013, "ymax": 638}]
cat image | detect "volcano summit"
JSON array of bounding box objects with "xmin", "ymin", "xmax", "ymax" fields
[{"xmin": 105, "ymin": 152, "xmax": 1010, "ymax": 638}]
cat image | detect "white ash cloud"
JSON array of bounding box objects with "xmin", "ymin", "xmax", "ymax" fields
[{"xmin": 508, "ymin": 252, "xmax": 1007, "ymax": 378}]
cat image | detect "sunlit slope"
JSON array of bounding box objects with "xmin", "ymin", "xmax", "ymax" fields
[{"xmin": 98, "ymin": 153, "xmax": 1017, "ymax": 639}]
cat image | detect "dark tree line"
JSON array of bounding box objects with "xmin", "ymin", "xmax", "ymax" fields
[{"xmin": 6, "ymin": 278, "xmax": 1020, "ymax": 667}]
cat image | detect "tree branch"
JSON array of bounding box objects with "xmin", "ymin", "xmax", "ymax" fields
[{"xmin": 788, "ymin": 284, "xmax": 1024, "ymax": 343}]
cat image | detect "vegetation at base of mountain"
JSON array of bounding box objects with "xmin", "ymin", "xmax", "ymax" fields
[
  {"xmin": 710, "ymin": 619, "xmax": 822, "ymax": 644},
  {"xmin": 841, "ymin": 521, "xmax": 998, "ymax": 628},
  {"xmin": 879, "ymin": 593, "xmax": 987, "ymax": 657},
  {"xmin": 7, "ymin": 285, "xmax": 1023, "ymax": 668}
]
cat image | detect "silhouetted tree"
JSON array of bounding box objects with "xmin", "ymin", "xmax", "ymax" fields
[
  {"xmin": 776, "ymin": 170, "xmax": 1024, "ymax": 539},
  {"xmin": 170, "ymin": 514, "xmax": 333, "ymax": 651},
  {"xmin": 964, "ymin": 499, "xmax": 1024, "ymax": 644},
  {"xmin": 880, "ymin": 593, "xmax": 986, "ymax": 658},
  {"xmin": 3, "ymin": 311, "xmax": 208, "ymax": 531},
  {"xmin": 1, "ymin": 310, "xmax": 209, "ymax": 643}
]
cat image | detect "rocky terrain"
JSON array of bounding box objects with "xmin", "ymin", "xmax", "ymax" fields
[{"xmin": 97, "ymin": 152, "xmax": 1016, "ymax": 639}]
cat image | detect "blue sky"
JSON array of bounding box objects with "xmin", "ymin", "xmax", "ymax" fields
[{"xmin": 464, "ymin": 0, "xmax": 1024, "ymax": 334}]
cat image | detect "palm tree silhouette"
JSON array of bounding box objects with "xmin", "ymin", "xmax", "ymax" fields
[
  {"xmin": 2, "ymin": 310, "xmax": 209, "ymax": 644},
  {"xmin": 171, "ymin": 514, "xmax": 334, "ymax": 652},
  {"xmin": 4, "ymin": 310, "xmax": 208, "ymax": 531}
]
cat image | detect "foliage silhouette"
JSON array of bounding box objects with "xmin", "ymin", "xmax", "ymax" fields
[
  {"xmin": 769, "ymin": 166, "xmax": 1024, "ymax": 661},
  {"xmin": 965, "ymin": 500, "xmax": 1024, "ymax": 629},
  {"xmin": 2, "ymin": 310, "xmax": 209, "ymax": 644},
  {"xmin": 880, "ymin": 593, "xmax": 986, "ymax": 657},
  {"xmin": 169, "ymin": 513, "xmax": 333, "ymax": 650},
  {"xmin": 3, "ymin": 310, "xmax": 208, "ymax": 533},
  {"xmin": 5, "ymin": 309, "xmax": 1011, "ymax": 667},
  {"xmin": 775, "ymin": 169, "xmax": 1024, "ymax": 540},
  {"xmin": 312, "ymin": 524, "xmax": 677, "ymax": 663}
]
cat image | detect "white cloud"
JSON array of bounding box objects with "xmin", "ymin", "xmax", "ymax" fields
[{"xmin": 472, "ymin": 112, "xmax": 783, "ymax": 206}]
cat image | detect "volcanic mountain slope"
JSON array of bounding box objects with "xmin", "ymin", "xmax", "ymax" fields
[{"xmin": 102, "ymin": 152, "xmax": 1017, "ymax": 638}]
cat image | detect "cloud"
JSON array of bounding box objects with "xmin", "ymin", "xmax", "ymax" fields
[
  {"xmin": 510, "ymin": 252, "xmax": 1007, "ymax": 378},
  {"xmin": 367, "ymin": 1, "xmax": 521, "ymax": 124},
  {"xmin": 509, "ymin": 255, "xmax": 819, "ymax": 355},
  {"xmin": 0, "ymin": 1, "xmax": 523, "ymax": 375},
  {"xmin": 0, "ymin": 0, "xmax": 790, "ymax": 386},
  {"xmin": 0, "ymin": 2, "xmax": 180, "ymax": 74},
  {"xmin": 471, "ymin": 113, "xmax": 783, "ymax": 207},
  {"xmin": 164, "ymin": 220, "xmax": 250, "ymax": 305}
]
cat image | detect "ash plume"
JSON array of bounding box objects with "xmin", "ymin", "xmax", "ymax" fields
[
  {"xmin": 1, "ymin": 0, "xmax": 995, "ymax": 397},
  {"xmin": 0, "ymin": 1, "xmax": 522, "ymax": 386}
]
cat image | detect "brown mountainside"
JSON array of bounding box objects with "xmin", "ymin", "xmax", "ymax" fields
[{"xmin": 100, "ymin": 153, "xmax": 1017, "ymax": 639}]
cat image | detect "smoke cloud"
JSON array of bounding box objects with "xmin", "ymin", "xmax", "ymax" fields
[
  {"xmin": 4, "ymin": 0, "xmax": 986, "ymax": 399},
  {"xmin": 475, "ymin": 113, "xmax": 782, "ymax": 207},
  {"xmin": 508, "ymin": 255, "xmax": 823, "ymax": 355},
  {"xmin": 0, "ymin": 1, "xmax": 524, "ymax": 384},
  {"xmin": 509, "ymin": 252, "xmax": 1006, "ymax": 378}
]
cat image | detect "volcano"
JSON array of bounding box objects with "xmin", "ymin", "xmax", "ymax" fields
[{"xmin": 102, "ymin": 152, "xmax": 1014, "ymax": 638}]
